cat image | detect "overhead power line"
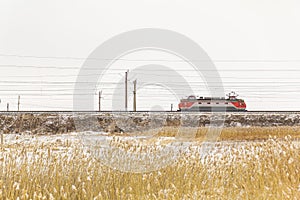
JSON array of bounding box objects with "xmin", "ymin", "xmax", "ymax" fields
[
  {"xmin": 1, "ymin": 80, "xmax": 300, "ymax": 84},
  {"xmin": 2, "ymin": 64, "xmax": 300, "ymax": 71},
  {"xmin": 1, "ymin": 73, "xmax": 300, "ymax": 79},
  {"xmin": 1, "ymin": 53, "xmax": 300, "ymax": 62}
]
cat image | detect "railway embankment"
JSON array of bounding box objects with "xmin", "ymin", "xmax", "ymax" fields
[{"xmin": 0, "ymin": 112, "xmax": 299, "ymax": 134}]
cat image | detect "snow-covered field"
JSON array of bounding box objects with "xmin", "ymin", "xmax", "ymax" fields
[
  {"xmin": 1, "ymin": 131, "xmax": 300, "ymax": 199},
  {"xmin": 2, "ymin": 132, "xmax": 300, "ymax": 169}
]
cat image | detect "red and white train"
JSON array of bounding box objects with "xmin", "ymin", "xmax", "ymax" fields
[{"xmin": 178, "ymin": 91, "xmax": 246, "ymax": 112}]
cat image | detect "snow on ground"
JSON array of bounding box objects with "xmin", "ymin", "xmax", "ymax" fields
[
  {"xmin": 3, "ymin": 132, "xmax": 299, "ymax": 158},
  {"xmin": 2, "ymin": 132, "xmax": 299, "ymax": 173}
]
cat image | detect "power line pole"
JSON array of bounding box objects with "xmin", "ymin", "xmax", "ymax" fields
[
  {"xmin": 125, "ymin": 70, "xmax": 129, "ymax": 111},
  {"xmin": 18, "ymin": 95, "xmax": 20, "ymax": 111},
  {"xmin": 7, "ymin": 103, "xmax": 9, "ymax": 112},
  {"xmin": 133, "ymin": 79, "xmax": 137, "ymax": 112},
  {"xmin": 98, "ymin": 91, "xmax": 102, "ymax": 112},
  {"xmin": 171, "ymin": 104, "xmax": 173, "ymax": 112}
]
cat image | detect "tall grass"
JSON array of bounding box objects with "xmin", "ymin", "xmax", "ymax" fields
[
  {"xmin": 1, "ymin": 129, "xmax": 300, "ymax": 199},
  {"xmin": 154, "ymin": 126, "xmax": 300, "ymax": 141}
]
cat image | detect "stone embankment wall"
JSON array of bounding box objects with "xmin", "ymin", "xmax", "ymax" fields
[{"xmin": 0, "ymin": 112, "xmax": 299, "ymax": 134}]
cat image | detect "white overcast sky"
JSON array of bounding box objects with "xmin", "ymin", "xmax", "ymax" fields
[{"xmin": 0, "ymin": 0, "xmax": 300, "ymax": 111}]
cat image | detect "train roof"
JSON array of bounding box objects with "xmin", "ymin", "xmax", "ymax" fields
[
  {"xmin": 182, "ymin": 96, "xmax": 226, "ymax": 100},
  {"xmin": 180, "ymin": 95, "xmax": 244, "ymax": 101},
  {"xmin": 182, "ymin": 92, "xmax": 244, "ymax": 101}
]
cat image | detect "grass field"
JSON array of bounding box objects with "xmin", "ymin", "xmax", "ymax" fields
[
  {"xmin": 127, "ymin": 126, "xmax": 300, "ymax": 141},
  {"xmin": 0, "ymin": 127, "xmax": 300, "ymax": 199}
]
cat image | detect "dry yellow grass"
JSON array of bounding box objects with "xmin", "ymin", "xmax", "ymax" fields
[
  {"xmin": 0, "ymin": 128, "xmax": 300, "ymax": 199},
  {"xmin": 154, "ymin": 126, "xmax": 300, "ymax": 141}
]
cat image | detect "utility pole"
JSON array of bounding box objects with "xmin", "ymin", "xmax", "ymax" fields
[
  {"xmin": 125, "ymin": 70, "xmax": 129, "ymax": 111},
  {"xmin": 7, "ymin": 103, "xmax": 9, "ymax": 112},
  {"xmin": 171, "ymin": 104, "xmax": 173, "ymax": 112},
  {"xmin": 98, "ymin": 91, "xmax": 102, "ymax": 112},
  {"xmin": 18, "ymin": 95, "xmax": 20, "ymax": 111},
  {"xmin": 133, "ymin": 79, "xmax": 137, "ymax": 112}
]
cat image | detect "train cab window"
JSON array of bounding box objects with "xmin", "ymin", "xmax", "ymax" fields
[
  {"xmin": 188, "ymin": 95, "xmax": 196, "ymax": 100},
  {"xmin": 207, "ymin": 102, "xmax": 211, "ymax": 104},
  {"xmin": 198, "ymin": 102, "xmax": 202, "ymax": 104}
]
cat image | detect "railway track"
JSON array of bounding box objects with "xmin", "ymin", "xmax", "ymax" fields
[{"xmin": 0, "ymin": 111, "xmax": 300, "ymax": 114}]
